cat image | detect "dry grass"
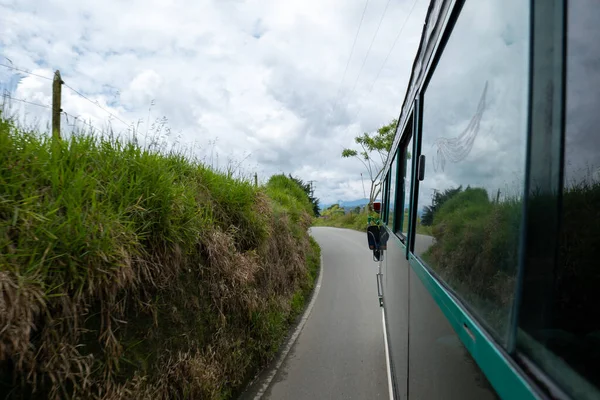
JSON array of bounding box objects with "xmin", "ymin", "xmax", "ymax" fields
[{"xmin": 0, "ymin": 114, "xmax": 320, "ymax": 399}]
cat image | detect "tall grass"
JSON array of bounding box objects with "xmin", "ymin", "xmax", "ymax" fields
[{"xmin": 0, "ymin": 113, "xmax": 320, "ymax": 399}]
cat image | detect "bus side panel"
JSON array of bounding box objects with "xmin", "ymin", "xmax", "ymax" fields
[
  {"xmin": 383, "ymin": 233, "xmax": 409, "ymax": 399},
  {"xmin": 407, "ymin": 263, "xmax": 497, "ymax": 399}
]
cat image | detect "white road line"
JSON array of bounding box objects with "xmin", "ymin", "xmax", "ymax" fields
[
  {"xmin": 382, "ymin": 307, "xmax": 394, "ymax": 400},
  {"xmin": 252, "ymin": 253, "xmax": 324, "ymax": 400}
]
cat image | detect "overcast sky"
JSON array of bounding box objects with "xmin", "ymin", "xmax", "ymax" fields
[
  {"xmin": 0, "ymin": 0, "xmax": 429, "ymax": 205},
  {"xmin": 417, "ymin": 0, "xmax": 529, "ymax": 207}
]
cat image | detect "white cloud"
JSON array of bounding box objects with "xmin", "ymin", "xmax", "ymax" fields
[{"xmin": 0, "ymin": 0, "xmax": 429, "ymax": 204}]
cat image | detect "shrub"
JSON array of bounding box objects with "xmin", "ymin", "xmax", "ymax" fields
[{"xmin": 425, "ymin": 187, "xmax": 521, "ymax": 334}]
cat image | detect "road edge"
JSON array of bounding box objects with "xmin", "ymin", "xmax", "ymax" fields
[
  {"xmin": 382, "ymin": 307, "xmax": 394, "ymax": 400},
  {"xmin": 250, "ymin": 252, "xmax": 324, "ymax": 399}
]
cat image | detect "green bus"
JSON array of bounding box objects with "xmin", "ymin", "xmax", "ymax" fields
[{"xmin": 374, "ymin": 0, "xmax": 600, "ymax": 399}]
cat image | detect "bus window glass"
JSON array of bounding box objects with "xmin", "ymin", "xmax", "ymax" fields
[
  {"xmin": 381, "ymin": 173, "xmax": 388, "ymax": 223},
  {"xmin": 388, "ymin": 153, "xmax": 398, "ymax": 231},
  {"xmin": 400, "ymin": 136, "xmax": 413, "ymax": 236},
  {"xmin": 415, "ymin": 0, "xmax": 529, "ymax": 344},
  {"xmin": 518, "ymin": 1, "xmax": 600, "ymax": 396}
]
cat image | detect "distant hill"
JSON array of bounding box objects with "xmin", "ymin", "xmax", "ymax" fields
[
  {"xmin": 320, "ymin": 198, "xmax": 377, "ymax": 211},
  {"xmin": 320, "ymin": 198, "xmax": 425, "ymax": 217}
]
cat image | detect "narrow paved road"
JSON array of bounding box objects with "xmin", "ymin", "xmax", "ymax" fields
[{"xmin": 252, "ymin": 227, "xmax": 388, "ymax": 400}]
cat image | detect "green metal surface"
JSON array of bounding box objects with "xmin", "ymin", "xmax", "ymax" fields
[{"xmin": 407, "ymin": 255, "xmax": 541, "ymax": 400}]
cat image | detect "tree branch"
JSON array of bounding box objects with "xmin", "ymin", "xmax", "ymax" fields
[
  {"xmin": 353, "ymin": 154, "xmax": 370, "ymax": 174},
  {"xmin": 378, "ymin": 149, "xmax": 386, "ymax": 166},
  {"xmin": 359, "ymin": 141, "xmax": 374, "ymax": 179}
]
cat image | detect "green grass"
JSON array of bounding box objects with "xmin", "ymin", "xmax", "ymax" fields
[
  {"xmin": 265, "ymin": 174, "xmax": 314, "ymax": 220},
  {"xmin": 0, "ymin": 113, "xmax": 321, "ymax": 399},
  {"xmin": 313, "ymin": 208, "xmax": 369, "ymax": 231},
  {"xmin": 314, "ymin": 206, "xmax": 432, "ymax": 235}
]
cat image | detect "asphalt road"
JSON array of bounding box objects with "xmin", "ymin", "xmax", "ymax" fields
[
  {"xmin": 248, "ymin": 227, "xmax": 388, "ymax": 400},
  {"xmin": 414, "ymin": 233, "xmax": 434, "ymax": 257}
]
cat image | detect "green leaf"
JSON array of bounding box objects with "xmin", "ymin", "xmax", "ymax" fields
[{"xmin": 342, "ymin": 149, "xmax": 358, "ymax": 158}]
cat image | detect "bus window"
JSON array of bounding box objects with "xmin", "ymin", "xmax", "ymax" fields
[
  {"xmin": 414, "ymin": 0, "xmax": 529, "ymax": 345},
  {"xmin": 398, "ymin": 135, "xmax": 413, "ymax": 238},
  {"xmin": 388, "ymin": 152, "xmax": 399, "ymax": 231},
  {"xmin": 517, "ymin": 1, "xmax": 600, "ymax": 397},
  {"xmin": 382, "ymin": 172, "xmax": 388, "ymax": 224}
]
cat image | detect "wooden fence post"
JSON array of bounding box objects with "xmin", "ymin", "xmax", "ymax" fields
[
  {"xmin": 52, "ymin": 70, "xmax": 62, "ymax": 140},
  {"xmin": 254, "ymin": 173, "xmax": 258, "ymax": 187}
]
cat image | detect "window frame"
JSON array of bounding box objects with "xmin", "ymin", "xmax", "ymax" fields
[
  {"xmin": 394, "ymin": 115, "xmax": 414, "ymax": 241},
  {"xmin": 382, "ymin": 171, "xmax": 390, "ymax": 224},
  {"xmin": 513, "ymin": 1, "xmax": 598, "ymax": 399},
  {"xmin": 388, "ymin": 149, "xmax": 400, "ymax": 232}
]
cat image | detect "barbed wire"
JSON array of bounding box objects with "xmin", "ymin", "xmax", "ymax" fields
[
  {"xmin": 62, "ymin": 83, "xmax": 130, "ymax": 128},
  {"xmin": 2, "ymin": 94, "xmax": 51, "ymax": 109},
  {"xmin": 1, "ymin": 93, "xmax": 99, "ymax": 132},
  {"xmin": 62, "ymin": 111, "xmax": 98, "ymax": 131},
  {"xmin": 1, "ymin": 93, "xmax": 101, "ymax": 136},
  {"xmin": 0, "ymin": 63, "xmax": 53, "ymax": 81},
  {"xmin": 1, "ymin": 62, "xmax": 131, "ymax": 129}
]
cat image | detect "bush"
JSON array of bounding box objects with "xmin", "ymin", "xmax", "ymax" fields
[
  {"xmin": 423, "ymin": 180, "xmax": 600, "ymax": 337},
  {"xmin": 554, "ymin": 179, "xmax": 600, "ymax": 331},
  {"xmin": 424, "ymin": 187, "xmax": 521, "ymax": 334}
]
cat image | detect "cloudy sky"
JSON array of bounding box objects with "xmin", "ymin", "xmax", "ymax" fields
[
  {"xmin": 417, "ymin": 0, "xmax": 529, "ymax": 205},
  {"xmin": 0, "ymin": 0, "xmax": 429, "ymax": 205}
]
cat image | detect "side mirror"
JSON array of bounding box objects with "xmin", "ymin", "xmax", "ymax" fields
[
  {"xmin": 367, "ymin": 226, "xmax": 380, "ymax": 250},
  {"xmin": 379, "ymin": 229, "xmax": 389, "ymax": 248},
  {"xmin": 367, "ymin": 225, "xmax": 389, "ymax": 262}
]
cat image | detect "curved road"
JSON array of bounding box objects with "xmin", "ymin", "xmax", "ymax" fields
[{"xmin": 244, "ymin": 227, "xmax": 388, "ymax": 400}]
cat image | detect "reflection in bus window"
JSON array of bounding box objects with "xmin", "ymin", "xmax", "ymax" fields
[
  {"xmin": 519, "ymin": 1, "xmax": 600, "ymax": 397},
  {"xmin": 388, "ymin": 154, "xmax": 398, "ymax": 230},
  {"xmin": 400, "ymin": 136, "xmax": 413, "ymax": 236},
  {"xmin": 415, "ymin": 0, "xmax": 529, "ymax": 344},
  {"xmin": 382, "ymin": 173, "xmax": 388, "ymax": 223}
]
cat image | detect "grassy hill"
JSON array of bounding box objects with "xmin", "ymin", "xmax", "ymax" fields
[{"xmin": 0, "ymin": 113, "xmax": 320, "ymax": 399}]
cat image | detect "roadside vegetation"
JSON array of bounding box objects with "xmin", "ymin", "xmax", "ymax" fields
[
  {"xmin": 421, "ymin": 180, "xmax": 600, "ymax": 337},
  {"xmin": 341, "ymin": 120, "xmax": 396, "ymax": 212},
  {"xmin": 420, "ymin": 187, "xmax": 521, "ymax": 333},
  {"xmin": 312, "ymin": 204, "xmax": 369, "ymax": 231},
  {"xmin": 0, "ymin": 113, "xmax": 320, "ymax": 399},
  {"xmin": 314, "ymin": 204, "xmax": 431, "ymax": 235}
]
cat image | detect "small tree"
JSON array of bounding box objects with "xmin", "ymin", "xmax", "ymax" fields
[
  {"xmin": 288, "ymin": 174, "xmax": 320, "ymax": 217},
  {"xmin": 322, "ymin": 204, "xmax": 344, "ymax": 217},
  {"xmin": 421, "ymin": 186, "xmax": 463, "ymax": 226},
  {"xmin": 342, "ymin": 119, "xmax": 396, "ymax": 211}
]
